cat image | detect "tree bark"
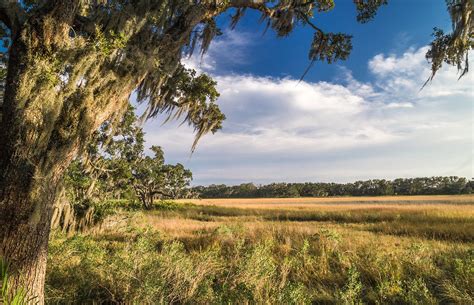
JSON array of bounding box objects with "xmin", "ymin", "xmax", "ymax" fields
[
  {"xmin": 0, "ymin": 171, "xmax": 60, "ymax": 305},
  {"xmin": 0, "ymin": 31, "xmax": 132, "ymax": 303},
  {"xmin": 0, "ymin": 37, "xmax": 79, "ymax": 303}
]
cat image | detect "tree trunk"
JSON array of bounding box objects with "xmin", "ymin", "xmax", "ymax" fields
[
  {"xmin": 0, "ymin": 38, "xmax": 79, "ymax": 304},
  {"xmin": 0, "ymin": 170, "xmax": 61, "ymax": 304},
  {"xmin": 143, "ymin": 192, "xmax": 153, "ymax": 210},
  {"xmin": 0, "ymin": 31, "xmax": 132, "ymax": 303}
]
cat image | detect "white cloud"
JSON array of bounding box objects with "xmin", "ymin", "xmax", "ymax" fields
[
  {"xmin": 143, "ymin": 35, "xmax": 473, "ymax": 184},
  {"xmin": 369, "ymin": 47, "xmax": 427, "ymax": 78},
  {"xmin": 384, "ymin": 102, "xmax": 414, "ymax": 109}
]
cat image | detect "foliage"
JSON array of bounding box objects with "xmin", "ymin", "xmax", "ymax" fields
[
  {"xmin": 337, "ymin": 267, "xmax": 363, "ymax": 305},
  {"xmin": 132, "ymin": 146, "xmax": 193, "ymax": 209},
  {"xmin": 193, "ymin": 176, "xmax": 473, "ymax": 198},
  {"xmin": 56, "ymin": 106, "xmax": 144, "ymax": 231},
  {"xmin": 425, "ymin": 0, "xmax": 473, "ymax": 85},
  {"xmin": 57, "ymin": 106, "xmax": 193, "ymax": 230},
  {"xmin": 75, "ymin": 104, "xmax": 146, "ymax": 203}
]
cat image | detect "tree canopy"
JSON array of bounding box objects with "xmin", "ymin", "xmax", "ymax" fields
[
  {"xmin": 425, "ymin": 0, "xmax": 474, "ymax": 85},
  {"xmin": 63, "ymin": 105, "xmax": 193, "ymax": 212}
]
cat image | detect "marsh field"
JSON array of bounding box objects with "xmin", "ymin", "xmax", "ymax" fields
[{"xmin": 46, "ymin": 195, "xmax": 474, "ymax": 304}]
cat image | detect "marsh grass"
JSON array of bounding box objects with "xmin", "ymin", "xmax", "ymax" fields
[{"xmin": 46, "ymin": 196, "xmax": 474, "ymax": 304}]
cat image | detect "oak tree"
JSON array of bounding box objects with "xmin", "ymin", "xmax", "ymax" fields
[{"xmin": 132, "ymin": 145, "xmax": 192, "ymax": 209}]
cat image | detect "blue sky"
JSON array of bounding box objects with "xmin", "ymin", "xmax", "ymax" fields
[
  {"xmin": 141, "ymin": 1, "xmax": 473, "ymax": 185},
  {"xmin": 210, "ymin": 0, "xmax": 450, "ymax": 82}
]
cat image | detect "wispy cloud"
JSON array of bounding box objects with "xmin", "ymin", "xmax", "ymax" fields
[{"xmin": 182, "ymin": 30, "xmax": 255, "ymax": 74}]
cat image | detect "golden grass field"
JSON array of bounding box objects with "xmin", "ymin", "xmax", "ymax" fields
[
  {"xmin": 46, "ymin": 195, "xmax": 474, "ymax": 304},
  {"xmin": 129, "ymin": 195, "xmax": 472, "ymax": 243},
  {"xmin": 179, "ymin": 194, "xmax": 474, "ymax": 207}
]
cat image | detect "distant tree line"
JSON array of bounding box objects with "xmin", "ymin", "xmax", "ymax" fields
[{"xmin": 192, "ymin": 177, "xmax": 473, "ymax": 198}]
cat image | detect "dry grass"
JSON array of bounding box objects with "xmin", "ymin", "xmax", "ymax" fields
[
  {"xmin": 139, "ymin": 196, "xmax": 474, "ymax": 242},
  {"xmin": 46, "ymin": 195, "xmax": 474, "ymax": 304},
  {"xmin": 138, "ymin": 214, "xmax": 224, "ymax": 238},
  {"xmin": 179, "ymin": 194, "xmax": 474, "ymax": 207}
]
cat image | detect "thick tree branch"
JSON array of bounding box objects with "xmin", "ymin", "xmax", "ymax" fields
[
  {"xmin": 226, "ymin": 0, "xmax": 272, "ymax": 15},
  {"xmin": 0, "ymin": 0, "xmax": 25, "ymax": 38},
  {"xmin": 151, "ymin": 190, "xmax": 172, "ymax": 198},
  {"xmin": 0, "ymin": 0, "xmax": 14, "ymax": 28}
]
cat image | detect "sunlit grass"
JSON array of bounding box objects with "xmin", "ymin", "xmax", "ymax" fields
[{"xmin": 46, "ymin": 195, "xmax": 474, "ymax": 304}]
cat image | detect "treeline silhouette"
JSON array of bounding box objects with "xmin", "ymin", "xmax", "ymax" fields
[{"xmin": 192, "ymin": 177, "xmax": 473, "ymax": 198}]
